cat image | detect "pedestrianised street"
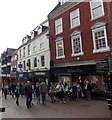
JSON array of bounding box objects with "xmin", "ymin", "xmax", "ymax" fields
[{"xmin": 1, "ymin": 94, "xmax": 110, "ymax": 119}]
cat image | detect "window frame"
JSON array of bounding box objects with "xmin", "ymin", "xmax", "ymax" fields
[
  {"xmin": 90, "ymin": 0, "xmax": 104, "ymax": 20},
  {"xmin": 55, "ymin": 18, "xmax": 63, "ymax": 35},
  {"xmin": 70, "ymin": 8, "xmax": 80, "ymax": 29},
  {"xmin": 92, "ymin": 26, "xmax": 109, "ymax": 53},
  {"xmin": 33, "ymin": 57, "xmax": 37, "ymax": 68},
  {"xmin": 71, "ymin": 34, "xmax": 84, "ymax": 57},
  {"xmin": 41, "ymin": 55, "xmax": 45, "ymax": 67},
  {"xmin": 56, "ymin": 37, "xmax": 65, "ymax": 59}
]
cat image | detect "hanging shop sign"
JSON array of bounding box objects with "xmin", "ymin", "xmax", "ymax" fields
[{"xmin": 96, "ymin": 58, "xmax": 109, "ymax": 73}]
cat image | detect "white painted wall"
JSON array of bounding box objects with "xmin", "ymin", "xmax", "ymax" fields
[{"xmin": 17, "ymin": 29, "xmax": 50, "ymax": 72}]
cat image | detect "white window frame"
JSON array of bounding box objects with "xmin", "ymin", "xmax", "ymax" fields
[
  {"xmin": 23, "ymin": 47, "xmax": 25, "ymax": 57},
  {"xmin": 92, "ymin": 26, "xmax": 109, "ymax": 53},
  {"xmin": 55, "ymin": 18, "xmax": 63, "ymax": 35},
  {"xmin": 28, "ymin": 44, "xmax": 31, "ymax": 56},
  {"xmin": 33, "ymin": 41, "xmax": 37, "ymax": 53},
  {"xmin": 56, "ymin": 37, "xmax": 65, "ymax": 59},
  {"xmin": 39, "ymin": 38, "xmax": 44, "ymax": 50},
  {"xmin": 70, "ymin": 8, "xmax": 80, "ymax": 29},
  {"xmin": 33, "ymin": 57, "xmax": 37, "ymax": 68},
  {"xmin": 90, "ymin": 0, "xmax": 104, "ymax": 20},
  {"xmin": 41, "ymin": 55, "xmax": 45, "ymax": 67},
  {"xmin": 71, "ymin": 34, "xmax": 84, "ymax": 57},
  {"xmin": 19, "ymin": 49, "xmax": 22, "ymax": 59}
]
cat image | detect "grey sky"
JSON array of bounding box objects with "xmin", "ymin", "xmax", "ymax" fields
[{"xmin": 0, "ymin": 0, "xmax": 58, "ymax": 55}]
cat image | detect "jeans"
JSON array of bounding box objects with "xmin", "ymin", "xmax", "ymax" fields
[
  {"xmin": 26, "ymin": 95, "xmax": 32, "ymax": 108},
  {"xmin": 41, "ymin": 93, "xmax": 46, "ymax": 105},
  {"xmin": 16, "ymin": 94, "xmax": 20, "ymax": 106},
  {"xmin": 36, "ymin": 94, "xmax": 40, "ymax": 103}
]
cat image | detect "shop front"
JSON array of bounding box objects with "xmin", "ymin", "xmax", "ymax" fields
[
  {"xmin": 16, "ymin": 72, "xmax": 28, "ymax": 83},
  {"xmin": 51, "ymin": 65, "xmax": 108, "ymax": 93},
  {"xmin": 33, "ymin": 70, "xmax": 50, "ymax": 85}
]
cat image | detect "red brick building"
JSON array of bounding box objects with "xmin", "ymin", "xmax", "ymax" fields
[{"xmin": 48, "ymin": 0, "xmax": 112, "ymax": 91}]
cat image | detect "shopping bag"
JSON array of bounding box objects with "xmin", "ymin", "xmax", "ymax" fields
[{"xmin": 81, "ymin": 92, "xmax": 84, "ymax": 97}]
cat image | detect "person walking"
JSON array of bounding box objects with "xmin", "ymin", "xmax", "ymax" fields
[
  {"xmin": 15, "ymin": 83, "xmax": 21, "ymax": 106},
  {"xmin": 40, "ymin": 81, "xmax": 47, "ymax": 105},
  {"xmin": 3, "ymin": 83, "xmax": 9, "ymax": 99},
  {"xmin": 84, "ymin": 81, "xmax": 92, "ymax": 100},
  {"xmin": 35, "ymin": 82, "xmax": 40, "ymax": 104},
  {"xmin": 25, "ymin": 81, "xmax": 33, "ymax": 108},
  {"xmin": 49, "ymin": 82, "xmax": 55, "ymax": 103}
]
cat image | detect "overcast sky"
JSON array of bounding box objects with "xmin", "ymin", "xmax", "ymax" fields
[{"xmin": 0, "ymin": 0, "xmax": 58, "ymax": 55}]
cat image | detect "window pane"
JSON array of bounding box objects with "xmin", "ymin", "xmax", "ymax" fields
[{"xmin": 94, "ymin": 29, "xmax": 106, "ymax": 50}]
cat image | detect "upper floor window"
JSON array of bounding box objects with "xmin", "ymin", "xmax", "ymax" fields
[
  {"xmin": 41, "ymin": 55, "xmax": 45, "ymax": 67},
  {"xmin": 56, "ymin": 37, "xmax": 65, "ymax": 59},
  {"xmin": 23, "ymin": 61, "xmax": 26, "ymax": 71},
  {"xmin": 70, "ymin": 8, "xmax": 80, "ymax": 29},
  {"xmin": 40, "ymin": 37, "xmax": 44, "ymax": 50},
  {"xmin": 91, "ymin": 22, "xmax": 109, "ymax": 53},
  {"xmin": 27, "ymin": 59, "xmax": 31, "ymax": 70},
  {"xmin": 19, "ymin": 49, "xmax": 22, "ymax": 59},
  {"xmin": 70, "ymin": 30, "xmax": 84, "ymax": 56},
  {"xmin": 33, "ymin": 41, "xmax": 37, "ymax": 53},
  {"xmin": 28, "ymin": 44, "xmax": 31, "ymax": 55},
  {"xmin": 55, "ymin": 18, "xmax": 63, "ymax": 35},
  {"xmin": 90, "ymin": 0, "xmax": 104, "ymax": 20},
  {"xmin": 23, "ymin": 47, "xmax": 25, "ymax": 57},
  {"xmin": 34, "ymin": 57, "xmax": 37, "ymax": 68}
]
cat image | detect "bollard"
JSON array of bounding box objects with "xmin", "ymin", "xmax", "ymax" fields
[{"xmin": 107, "ymin": 94, "xmax": 112, "ymax": 120}]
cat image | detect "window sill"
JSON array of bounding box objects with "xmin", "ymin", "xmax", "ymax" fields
[
  {"xmin": 56, "ymin": 55, "xmax": 65, "ymax": 59},
  {"xmin": 55, "ymin": 31, "xmax": 63, "ymax": 36},
  {"xmin": 71, "ymin": 52, "xmax": 84, "ymax": 57},
  {"xmin": 90, "ymin": 14, "xmax": 105, "ymax": 21},
  {"xmin": 70, "ymin": 24, "xmax": 80, "ymax": 30},
  {"xmin": 93, "ymin": 47, "xmax": 110, "ymax": 54}
]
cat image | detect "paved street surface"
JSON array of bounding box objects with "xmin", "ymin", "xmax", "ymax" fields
[{"xmin": 1, "ymin": 94, "xmax": 110, "ymax": 119}]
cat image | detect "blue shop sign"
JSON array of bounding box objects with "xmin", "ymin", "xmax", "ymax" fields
[
  {"xmin": 18, "ymin": 64, "xmax": 22, "ymax": 68},
  {"xmin": 16, "ymin": 73, "xmax": 28, "ymax": 78}
]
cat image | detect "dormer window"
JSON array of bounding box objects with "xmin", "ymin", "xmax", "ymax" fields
[
  {"xmin": 38, "ymin": 26, "xmax": 42, "ymax": 35},
  {"xmin": 59, "ymin": 0, "xmax": 71, "ymax": 5},
  {"xmin": 31, "ymin": 31, "xmax": 34, "ymax": 39}
]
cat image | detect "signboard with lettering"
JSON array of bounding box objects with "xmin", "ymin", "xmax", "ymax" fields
[
  {"xmin": 16, "ymin": 72, "xmax": 28, "ymax": 78},
  {"xmin": 109, "ymin": 58, "xmax": 112, "ymax": 72},
  {"xmin": 96, "ymin": 58, "xmax": 109, "ymax": 73}
]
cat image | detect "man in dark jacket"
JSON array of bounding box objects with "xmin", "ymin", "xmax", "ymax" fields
[
  {"xmin": 25, "ymin": 81, "xmax": 33, "ymax": 108},
  {"xmin": 85, "ymin": 81, "xmax": 91, "ymax": 100}
]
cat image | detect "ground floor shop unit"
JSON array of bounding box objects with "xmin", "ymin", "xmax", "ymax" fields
[
  {"xmin": 31, "ymin": 70, "xmax": 50, "ymax": 85},
  {"xmin": 50, "ymin": 65, "xmax": 109, "ymax": 92}
]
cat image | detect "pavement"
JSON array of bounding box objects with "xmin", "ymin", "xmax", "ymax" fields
[{"xmin": 1, "ymin": 93, "xmax": 110, "ymax": 119}]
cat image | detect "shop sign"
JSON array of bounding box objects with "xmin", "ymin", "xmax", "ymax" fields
[
  {"xmin": 35, "ymin": 72, "xmax": 45, "ymax": 75},
  {"xmin": 18, "ymin": 64, "xmax": 22, "ymax": 68},
  {"xmin": 67, "ymin": 69, "xmax": 82, "ymax": 73},
  {"xmin": 96, "ymin": 58, "xmax": 109, "ymax": 73},
  {"xmin": 16, "ymin": 73, "xmax": 28, "ymax": 78}
]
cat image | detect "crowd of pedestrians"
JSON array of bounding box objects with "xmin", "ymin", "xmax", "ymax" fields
[{"xmin": 2, "ymin": 80, "xmax": 95, "ymax": 108}]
